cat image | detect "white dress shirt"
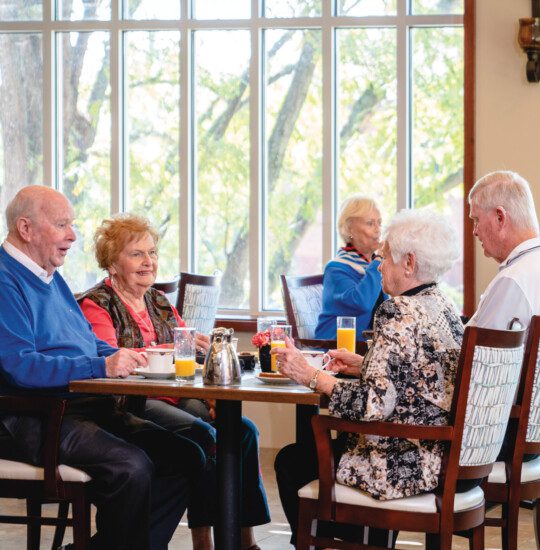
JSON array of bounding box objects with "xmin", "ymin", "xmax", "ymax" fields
[
  {"xmin": 468, "ymin": 237, "xmax": 540, "ymax": 330},
  {"xmin": 2, "ymin": 240, "xmax": 54, "ymax": 284}
]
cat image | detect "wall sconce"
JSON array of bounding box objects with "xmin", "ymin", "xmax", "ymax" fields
[{"xmin": 519, "ymin": 1, "xmax": 540, "ymax": 82}]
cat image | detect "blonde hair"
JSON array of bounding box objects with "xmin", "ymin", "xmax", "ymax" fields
[
  {"xmin": 337, "ymin": 195, "xmax": 380, "ymax": 244},
  {"xmin": 468, "ymin": 171, "xmax": 539, "ymax": 233},
  {"xmin": 94, "ymin": 213, "xmax": 159, "ymax": 270}
]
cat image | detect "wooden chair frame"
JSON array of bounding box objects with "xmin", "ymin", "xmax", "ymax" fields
[
  {"xmin": 0, "ymin": 396, "xmax": 91, "ymax": 550},
  {"xmin": 176, "ymin": 272, "xmax": 221, "ymax": 317},
  {"xmin": 481, "ymin": 315, "xmax": 540, "ymax": 550},
  {"xmin": 297, "ymin": 326, "xmax": 526, "ymax": 550}
]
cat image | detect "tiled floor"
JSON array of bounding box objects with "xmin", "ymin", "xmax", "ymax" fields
[{"xmin": 0, "ymin": 448, "xmax": 537, "ymax": 549}]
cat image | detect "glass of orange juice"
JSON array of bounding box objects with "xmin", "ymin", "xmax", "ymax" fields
[
  {"xmin": 270, "ymin": 324, "xmax": 291, "ymax": 372},
  {"xmin": 174, "ymin": 327, "xmax": 197, "ymax": 383},
  {"xmin": 337, "ymin": 317, "xmax": 356, "ymax": 352}
]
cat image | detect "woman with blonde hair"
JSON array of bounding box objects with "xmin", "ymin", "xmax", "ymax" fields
[{"xmin": 315, "ymin": 194, "xmax": 385, "ymax": 340}]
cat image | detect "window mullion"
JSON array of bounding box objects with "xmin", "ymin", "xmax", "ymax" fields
[
  {"xmin": 396, "ymin": 1, "xmax": 410, "ymax": 211},
  {"xmin": 110, "ymin": 0, "xmax": 122, "ymax": 213},
  {"xmin": 249, "ymin": 0, "xmax": 262, "ymax": 314}
]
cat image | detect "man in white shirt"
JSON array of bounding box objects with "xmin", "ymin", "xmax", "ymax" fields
[{"xmin": 467, "ymin": 170, "xmax": 540, "ymax": 330}]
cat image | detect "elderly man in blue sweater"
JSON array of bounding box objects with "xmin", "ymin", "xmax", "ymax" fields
[{"xmin": 0, "ymin": 186, "xmax": 204, "ymax": 550}]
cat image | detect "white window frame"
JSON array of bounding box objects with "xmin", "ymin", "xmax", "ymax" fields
[{"xmin": 0, "ymin": 0, "xmax": 468, "ymax": 317}]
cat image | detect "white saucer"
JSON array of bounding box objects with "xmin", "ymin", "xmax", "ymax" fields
[
  {"xmin": 256, "ymin": 373, "xmax": 299, "ymax": 386},
  {"xmin": 134, "ymin": 368, "xmax": 175, "ymax": 380}
]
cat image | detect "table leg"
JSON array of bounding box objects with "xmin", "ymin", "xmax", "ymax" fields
[
  {"xmin": 296, "ymin": 404, "xmax": 319, "ymax": 447},
  {"xmin": 215, "ymin": 399, "xmax": 242, "ymax": 550}
]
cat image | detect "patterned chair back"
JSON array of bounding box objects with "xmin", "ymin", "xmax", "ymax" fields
[
  {"xmin": 281, "ymin": 274, "xmax": 324, "ymax": 339},
  {"xmin": 459, "ymin": 339, "xmax": 525, "ymax": 467},
  {"xmin": 177, "ymin": 272, "xmax": 221, "ymax": 335},
  {"xmin": 525, "ymin": 317, "xmax": 540, "ymax": 443}
]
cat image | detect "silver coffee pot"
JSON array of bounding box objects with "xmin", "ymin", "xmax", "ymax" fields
[{"xmin": 203, "ymin": 327, "xmax": 241, "ymax": 386}]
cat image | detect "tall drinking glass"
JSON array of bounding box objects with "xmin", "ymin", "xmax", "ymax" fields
[
  {"xmin": 270, "ymin": 324, "xmax": 291, "ymax": 372},
  {"xmin": 337, "ymin": 316, "xmax": 356, "ymax": 352},
  {"xmin": 174, "ymin": 327, "xmax": 196, "ymax": 383}
]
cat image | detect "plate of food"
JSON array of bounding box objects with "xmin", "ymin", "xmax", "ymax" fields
[
  {"xmin": 134, "ymin": 368, "xmax": 175, "ymax": 380},
  {"xmin": 256, "ymin": 372, "xmax": 299, "ymax": 385}
]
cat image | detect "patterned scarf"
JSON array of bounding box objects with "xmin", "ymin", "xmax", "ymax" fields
[
  {"xmin": 332, "ymin": 247, "xmax": 373, "ymax": 275},
  {"xmin": 77, "ymin": 279, "xmax": 178, "ymax": 348}
]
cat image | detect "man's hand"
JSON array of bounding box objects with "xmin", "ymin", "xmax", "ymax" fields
[{"xmin": 105, "ymin": 349, "xmax": 147, "ymax": 378}]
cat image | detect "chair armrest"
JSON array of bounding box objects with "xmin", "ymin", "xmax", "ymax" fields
[
  {"xmin": 312, "ymin": 414, "xmax": 454, "ymax": 442},
  {"xmin": 0, "ymin": 396, "xmax": 67, "ymax": 498},
  {"xmin": 310, "ymin": 414, "xmax": 454, "ymax": 519}
]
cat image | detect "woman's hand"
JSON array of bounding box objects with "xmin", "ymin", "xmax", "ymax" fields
[
  {"xmin": 271, "ymin": 337, "xmax": 316, "ymax": 386},
  {"xmin": 325, "ymin": 349, "xmax": 364, "ymax": 377},
  {"xmin": 272, "ymin": 338, "xmax": 339, "ymax": 395},
  {"xmin": 195, "ymin": 333, "xmax": 211, "ymax": 353}
]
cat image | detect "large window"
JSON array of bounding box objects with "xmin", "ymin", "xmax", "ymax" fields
[{"xmin": 0, "ymin": 0, "xmax": 472, "ymax": 315}]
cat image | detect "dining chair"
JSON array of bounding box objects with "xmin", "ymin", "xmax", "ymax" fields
[
  {"xmin": 480, "ymin": 315, "xmax": 540, "ymax": 550},
  {"xmin": 281, "ymin": 274, "xmax": 369, "ymax": 354},
  {"xmin": 296, "ymin": 325, "xmax": 526, "ymax": 550},
  {"xmin": 153, "ymin": 277, "xmax": 180, "ymax": 307},
  {"xmin": 0, "ymin": 396, "xmax": 92, "ymax": 550},
  {"xmin": 176, "ymin": 272, "xmax": 221, "ymax": 335}
]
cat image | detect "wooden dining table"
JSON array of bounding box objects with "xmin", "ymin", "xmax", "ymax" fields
[{"xmin": 70, "ymin": 371, "xmax": 326, "ymax": 550}]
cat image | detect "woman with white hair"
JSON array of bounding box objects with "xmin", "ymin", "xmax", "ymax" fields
[
  {"xmin": 315, "ymin": 195, "xmax": 386, "ymax": 340},
  {"xmin": 273, "ymin": 209, "xmax": 464, "ymax": 548}
]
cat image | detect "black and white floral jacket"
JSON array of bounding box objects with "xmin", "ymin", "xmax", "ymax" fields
[{"xmin": 328, "ymin": 284, "xmax": 464, "ymax": 500}]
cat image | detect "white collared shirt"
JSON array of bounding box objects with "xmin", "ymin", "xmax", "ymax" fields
[
  {"xmin": 468, "ymin": 237, "xmax": 540, "ymax": 330},
  {"xmin": 2, "ymin": 240, "xmax": 54, "ymax": 284}
]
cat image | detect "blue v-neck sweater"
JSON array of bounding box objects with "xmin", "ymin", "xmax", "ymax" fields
[{"xmin": 0, "ymin": 247, "xmax": 116, "ymax": 395}]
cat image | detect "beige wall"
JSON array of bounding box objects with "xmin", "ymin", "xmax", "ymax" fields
[
  {"xmin": 475, "ymin": 0, "xmax": 540, "ymax": 300},
  {"xmin": 250, "ymin": 0, "xmax": 540, "ymax": 449}
]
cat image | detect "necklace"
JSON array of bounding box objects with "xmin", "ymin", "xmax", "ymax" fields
[{"xmin": 111, "ymin": 278, "xmax": 157, "ymax": 346}]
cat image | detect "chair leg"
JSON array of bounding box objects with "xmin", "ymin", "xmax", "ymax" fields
[
  {"xmin": 71, "ymin": 490, "xmax": 91, "ymax": 550},
  {"xmin": 51, "ymin": 501, "xmax": 70, "ymax": 550},
  {"xmin": 470, "ymin": 524, "xmax": 484, "ymax": 550},
  {"xmin": 502, "ymin": 499, "xmax": 519, "ymax": 550},
  {"xmin": 296, "ymin": 499, "xmax": 317, "ymax": 550},
  {"xmin": 26, "ymin": 498, "xmax": 42, "ymax": 550},
  {"xmin": 534, "ymin": 500, "xmax": 540, "ymax": 550}
]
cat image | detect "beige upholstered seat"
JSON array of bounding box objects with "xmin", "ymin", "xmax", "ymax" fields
[{"xmin": 0, "ymin": 459, "xmax": 91, "ymax": 483}]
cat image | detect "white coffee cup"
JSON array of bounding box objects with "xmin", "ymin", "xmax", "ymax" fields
[
  {"xmin": 300, "ymin": 350, "xmax": 326, "ymax": 369},
  {"xmin": 145, "ymin": 348, "xmax": 174, "ymax": 372}
]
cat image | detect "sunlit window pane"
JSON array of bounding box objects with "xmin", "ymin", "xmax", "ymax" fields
[
  {"xmin": 125, "ymin": 31, "xmax": 180, "ymax": 281},
  {"xmin": 192, "ymin": 0, "xmax": 250, "ymax": 19},
  {"xmin": 412, "ymin": 0, "xmax": 464, "ymax": 15},
  {"xmin": 58, "ymin": 32, "xmax": 111, "ymax": 291},
  {"xmin": 125, "ymin": 0, "xmax": 180, "ymax": 20},
  {"xmin": 336, "ymin": 28, "xmax": 397, "ymax": 226},
  {"xmin": 338, "ymin": 0, "xmax": 396, "ymax": 16},
  {"xmin": 57, "ymin": 0, "xmax": 110, "ymax": 20},
  {"xmin": 0, "ymin": 0, "xmax": 41, "ymax": 20},
  {"xmin": 264, "ymin": 0, "xmax": 321, "ymax": 17},
  {"xmin": 411, "ymin": 27, "xmax": 464, "ymax": 307},
  {"xmin": 264, "ymin": 29, "xmax": 322, "ymax": 310},
  {"xmin": 0, "ymin": 33, "xmax": 43, "ymax": 236},
  {"xmin": 193, "ymin": 30, "xmax": 250, "ymax": 308}
]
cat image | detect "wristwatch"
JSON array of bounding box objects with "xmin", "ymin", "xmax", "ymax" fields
[{"xmin": 308, "ymin": 369, "xmax": 321, "ymax": 391}]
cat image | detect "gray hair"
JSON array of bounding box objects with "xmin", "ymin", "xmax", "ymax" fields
[
  {"xmin": 5, "ymin": 185, "xmax": 64, "ymax": 233},
  {"xmin": 468, "ymin": 171, "xmax": 539, "ymax": 233},
  {"xmin": 337, "ymin": 194, "xmax": 380, "ymax": 244},
  {"xmin": 384, "ymin": 209, "xmax": 459, "ymax": 283}
]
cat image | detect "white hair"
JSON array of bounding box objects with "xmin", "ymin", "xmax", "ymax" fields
[
  {"xmin": 384, "ymin": 209, "xmax": 460, "ymax": 283},
  {"xmin": 337, "ymin": 194, "xmax": 380, "ymax": 244},
  {"xmin": 468, "ymin": 171, "xmax": 539, "ymax": 233}
]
